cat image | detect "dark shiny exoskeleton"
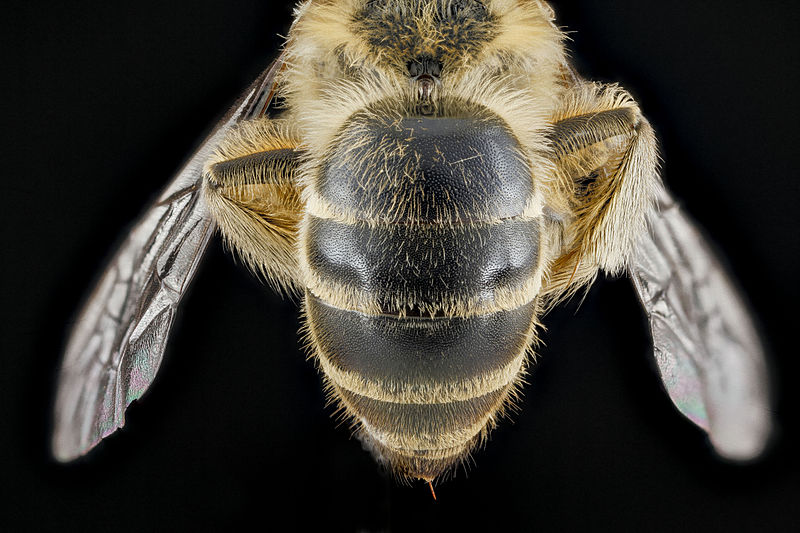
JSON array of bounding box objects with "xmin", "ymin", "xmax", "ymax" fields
[{"xmin": 303, "ymin": 103, "xmax": 542, "ymax": 478}]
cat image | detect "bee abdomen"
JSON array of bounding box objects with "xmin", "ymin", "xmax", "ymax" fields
[
  {"xmin": 336, "ymin": 385, "xmax": 514, "ymax": 481},
  {"xmin": 305, "ymin": 216, "xmax": 541, "ymax": 316},
  {"xmin": 306, "ymin": 292, "xmax": 538, "ymax": 480},
  {"xmin": 302, "ymin": 107, "xmax": 542, "ymax": 480},
  {"xmin": 315, "ymin": 110, "xmax": 534, "ymax": 224},
  {"xmin": 307, "ymin": 294, "xmax": 535, "ymax": 404}
]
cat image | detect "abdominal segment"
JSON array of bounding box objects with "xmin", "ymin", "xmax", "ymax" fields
[
  {"xmin": 306, "ymin": 294, "xmax": 538, "ymax": 480},
  {"xmin": 301, "ymin": 108, "xmax": 542, "ymax": 480}
]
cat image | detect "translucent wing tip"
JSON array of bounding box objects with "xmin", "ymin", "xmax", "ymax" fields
[
  {"xmin": 631, "ymin": 189, "xmax": 773, "ymax": 463},
  {"xmin": 708, "ymin": 404, "xmax": 773, "ymax": 462},
  {"xmin": 51, "ymin": 434, "xmax": 85, "ymax": 463},
  {"xmin": 51, "ymin": 396, "xmax": 123, "ymax": 463},
  {"xmin": 49, "ymin": 55, "xmax": 281, "ymax": 463},
  {"xmin": 51, "ymin": 426, "xmax": 93, "ymax": 463}
]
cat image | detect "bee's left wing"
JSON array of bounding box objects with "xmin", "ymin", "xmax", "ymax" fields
[
  {"xmin": 629, "ymin": 188, "xmax": 772, "ymax": 460},
  {"xmin": 52, "ymin": 55, "xmax": 285, "ymax": 462}
]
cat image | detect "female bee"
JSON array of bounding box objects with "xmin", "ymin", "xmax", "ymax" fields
[{"xmin": 53, "ymin": 0, "xmax": 771, "ymax": 484}]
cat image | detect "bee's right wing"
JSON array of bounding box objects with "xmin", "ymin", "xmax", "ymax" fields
[
  {"xmin": 52, "ymin": 55, "xmax": 285, "ymax": 462},
  {"xmin": 629, "ymin": 187, "xmax": 772, "ymax": 460}
]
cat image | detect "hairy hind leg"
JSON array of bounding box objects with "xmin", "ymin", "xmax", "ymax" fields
[
  {"xmin": 203, "ymin": 118, "xmax": 304, "ymax": 292},
  {"xmin": 544, "ymin": 83, "xmax": 660, "ymax": 300}
]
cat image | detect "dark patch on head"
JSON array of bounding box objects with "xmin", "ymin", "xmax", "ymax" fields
[{"xmin": 352, "ymin": 0, "xmax": 497, "ymax": 74}]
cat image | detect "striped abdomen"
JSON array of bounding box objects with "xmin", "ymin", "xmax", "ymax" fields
[{"xmin": 302, "ymin": 107, "xmax": 543, "ymax": 480}]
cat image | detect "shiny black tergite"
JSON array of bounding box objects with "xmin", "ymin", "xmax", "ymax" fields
[{"xmin": 306, "ymin": 103, "xmax": 540, "ymax": 478}]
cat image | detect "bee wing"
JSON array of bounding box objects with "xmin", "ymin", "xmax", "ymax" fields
[
  {"xmin": 629, "ymin": 187, "xmax": 772, "ymax": 460},
  {"xmin": 52, "ymin": 55, "xmax": 285, "ymax": 462}
]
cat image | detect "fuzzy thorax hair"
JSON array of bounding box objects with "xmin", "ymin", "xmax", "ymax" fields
[{"xmin": 280, "ymin": 0, "xmax": 568, "ymax": 178}]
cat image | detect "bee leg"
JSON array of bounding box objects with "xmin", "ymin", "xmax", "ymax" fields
[
  {"xmin": 203, "ymin": 118, "xmax": 303, "ymax": 292},
  {"xmin": 543, "ymin": 84, "xmax": 660, "ymax": 299}
]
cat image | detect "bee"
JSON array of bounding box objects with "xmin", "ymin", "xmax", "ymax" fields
[{"xmin": 52, "ymin": 0, "xmax": 772, "ymax": 484}]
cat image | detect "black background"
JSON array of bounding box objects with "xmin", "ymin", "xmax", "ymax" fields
[{"xmin": 3, "ymin": 1, "xmax": 799, "ymax": 531}]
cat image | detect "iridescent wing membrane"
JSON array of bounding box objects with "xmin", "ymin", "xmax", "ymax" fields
[
  {"xmin": 630, "ymin": 188, "xmax": 772, "ymax": 460},
  {"xmin": 52, "ymin": 56, "xmax": 285, "ymax": 461}
]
